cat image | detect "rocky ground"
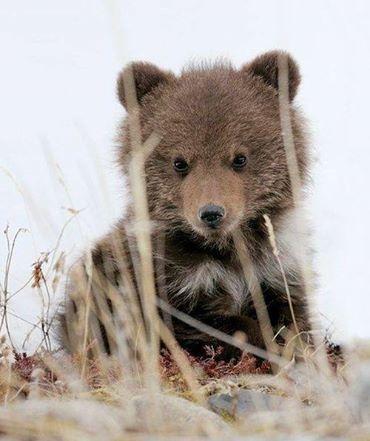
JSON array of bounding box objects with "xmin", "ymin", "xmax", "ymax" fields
[{"xmin": 0, "ymin": 341, "xmax": 368, "ymax": 440}]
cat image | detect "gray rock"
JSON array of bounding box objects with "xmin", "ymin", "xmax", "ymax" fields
[
  {"xmin": 209, "ymin": 389, "xmax": 292, "ymax": 418},
  {"xmin": 0, "ymin": 394, "xmax": 232, "ymax": 439},
  {"xmin": 130, "ymin": 393, "xmax": 232, "ymax": 435},
  {"xmin": 0, "ymin": 399, "xmax": 125, "ymax": 440}
]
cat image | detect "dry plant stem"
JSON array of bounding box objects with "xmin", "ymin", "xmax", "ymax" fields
[
  {"xmin": 42, "ymin": 138, "xmax": 86, "ymax": 244},
  {"xmin": 92, "ymin": 260, "xmax": 144, "ymax": 372},
  {"xmin": 232, "ymin": 230, "xmax": 280, "ymax": 369},
  {"xmin": 81, "ymin": 260, "xmax": 120, "ymax": 382},
  {"xmin": 44, "ymin": 210, "xmax": 81, "ymax": 279},
  {"xmin": 277, "ymin": 54, "xmax": 332, "ymax": 374},
  {"xmin": 6, "ymin": 311, "xmax": 41, "ymax": 332},
  {"xmin": 277, "ymin": 57, "xmax": 302, "ymax": 202},
  {"xmin": 42, "ymin": 354, "xmax": 84, "ymax": 395},
  {"xmin": 7, "ymin": 275, "xmax": 34, "ymax": 303},
  {"xmin": 280, "ymin": 327, "xmax": 298, "ymax": 362},
  {"xmin": 123, "ymin": 65, "xmax": 163, "ymax": 409},
  {"xmin": 155, "ymin": 232, "xmax": 174, "ymax": 334},
  {"xmin": 39, "ymin": 270, "xmax": 52, "ymax": 352},
  {"xmin": 157, "ymin": 298, "xmax": 287, "ymax": 369},
  {"xmin": 55, "ymin": 163, "xmax": 83, "ymax": 228},
  {"xmin": 158, "ymin": 318, "xmax": 204, "ymax": 404},
  {"xmin": 21, "ymin": 319, "xmax": 43, "ymax": 350},
  {"xmin": 142, "ymin": 132, "xmax": 163, "ymax": 160},
  {"xmin": 0, "ymin": 166, "xmax": 43, "ymax": 256},
  {"xmin": 3, "ymin": 361, "xmax": 12, "ymax": 405},
  {"xmin": 263, "ymin": 214, "xmax": 303, "ymax": 351},
  {"xmin": 109, "ymin": 232, "xmax": 149, "ymax": 362},
  {"xmin": 79, "ymin": 253, "xmax": 94, "ymax": 380},
  {"xmin": 1, "ymin": 227, "xmax": 27, "ymax": 349}
]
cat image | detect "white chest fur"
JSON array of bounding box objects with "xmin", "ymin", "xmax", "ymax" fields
[{"xmin": 169, "ymin": 260, "xmax": 249, "ymax": 313}]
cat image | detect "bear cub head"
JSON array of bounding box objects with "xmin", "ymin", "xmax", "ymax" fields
[{"xmin": 116, "ymin": 51, "xmax": 308, "ymax": 248}]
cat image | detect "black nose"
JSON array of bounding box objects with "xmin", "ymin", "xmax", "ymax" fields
[{"xmin": 199, "ymin": 204, "xmax": 225, "ymax": 228}]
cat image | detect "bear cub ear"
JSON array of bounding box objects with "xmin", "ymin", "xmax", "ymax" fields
[
  {"xmin": 117, "ymin": 62, "xmax": 175, "ymax": 109},
  {"xmin": 241, "ymin": 51, "xmax": 301, "ymax": 102}
]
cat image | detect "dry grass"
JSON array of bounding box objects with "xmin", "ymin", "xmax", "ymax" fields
[{"xmin": 0, "ymin": 38, "xmax": 369, "ymax": 441}]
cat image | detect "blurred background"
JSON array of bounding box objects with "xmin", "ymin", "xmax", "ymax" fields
[{"xmin": 1, "ymin": 0, "xmax": 369, "ymax": 349}]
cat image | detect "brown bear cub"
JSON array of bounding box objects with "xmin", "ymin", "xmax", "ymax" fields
[{"xmin": 60, "ymin": 51, "xmax": 313, "ymax": 361}]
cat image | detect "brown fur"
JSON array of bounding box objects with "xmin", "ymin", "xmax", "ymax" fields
[{"xmin": 59, "ymin": 51, "xmax": 313, "ymax": 359}]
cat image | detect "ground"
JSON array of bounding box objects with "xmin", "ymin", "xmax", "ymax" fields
[{"xmin": 0, "ymin": 338, "xmax": 367, "ymax": 441}]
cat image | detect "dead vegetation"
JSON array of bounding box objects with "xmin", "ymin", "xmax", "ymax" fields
[{"xmin": 0, "ymin": 52, "xmax": 368, "ymax": 441}]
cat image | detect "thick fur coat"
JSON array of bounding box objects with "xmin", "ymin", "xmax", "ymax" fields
[{"xmin": 59, "ymin": 51, "xmax": 313, "ymax": 359}]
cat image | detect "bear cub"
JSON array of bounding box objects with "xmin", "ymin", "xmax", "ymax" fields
[{"xmin": 60, "ymin": 51, "xmax": 313, "ymax": 360}]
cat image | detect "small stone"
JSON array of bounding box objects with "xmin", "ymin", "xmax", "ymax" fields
[
  {"xmin": 130, "ymin": 393, "xmax": 232, "ymax": 435},
  {"xmin": 209, "ymin": 389, "xmax": 292, "ymax": 418}
]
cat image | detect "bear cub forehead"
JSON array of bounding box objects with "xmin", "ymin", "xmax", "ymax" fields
[
  {"xmin": 150, "ymin": 65, "xmax": 282, "ymax": 159},
  {"xmin": 117, "ymin": 51, "xmax": 302, "ymax": 162}
]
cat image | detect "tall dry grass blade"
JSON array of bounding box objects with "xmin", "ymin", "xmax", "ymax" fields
[
  {"xmin": 123, "ymin": 65, "xmax": 161, "ymax": 365},
  {"xmin": 120, "ymin": 64, "xmax": 168, "ymax": 429},
  {"xmin": 232, "ymin": 230, "xmax": 281, "ymax": 371},
  {"xmin": 158, "ymin": 318, "xmax": 204, "ymax": 404},
  {"xmin": 1, "ymin": 227, "xmax": 27, "ymax": 349},
  {"xmin": 80, "ymin": 252, "xmax": 95, "ymax": 379},
  {"xmin": 277, "ymin": 53, "xmax": 332, "ymax": 375},
  {"xmin": 263, "ymin": 214, "xmax": 303, "ymax": 349},
  {"xmin": 108, "ymin": 231, "xmax": 149, "ymax": 367}
]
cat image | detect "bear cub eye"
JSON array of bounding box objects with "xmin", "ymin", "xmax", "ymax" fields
[
  {"xmin": 232, "ymin": 154, "xmax": 248, "ymax": 170},
  {"xmin": 173, "ymin": 158, "xmax": 189, "ymax": 174}
]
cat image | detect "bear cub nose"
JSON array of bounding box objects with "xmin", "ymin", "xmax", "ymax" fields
[{"xmin": 199, "ymin": 204, "xmax": 225, "ymax": 228}]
